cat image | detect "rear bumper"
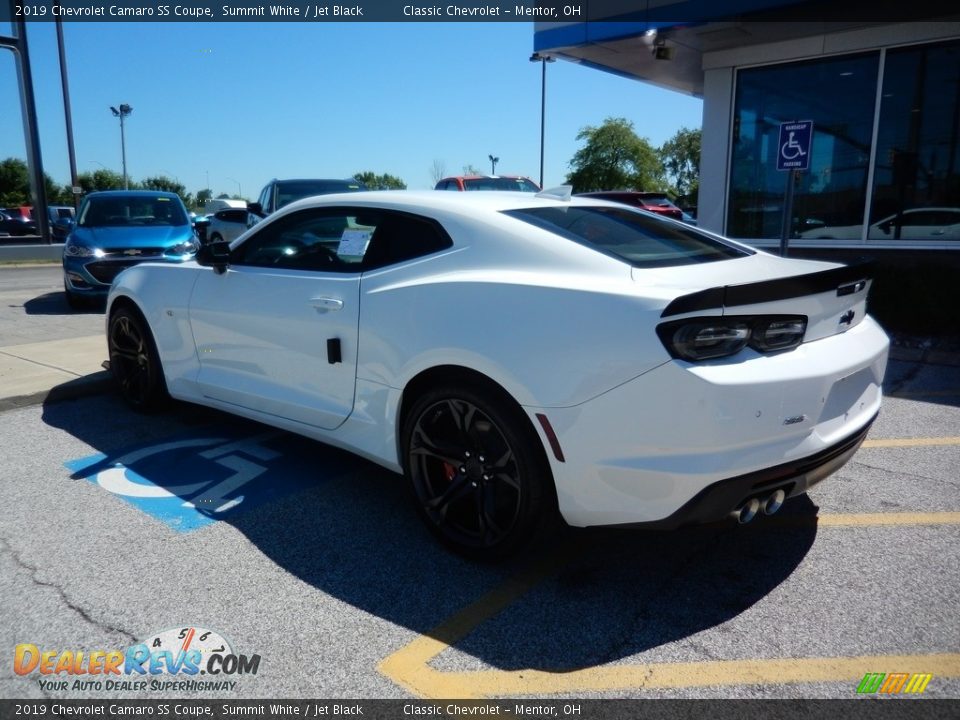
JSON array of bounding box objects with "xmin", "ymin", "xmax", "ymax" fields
[
  {"xmin": 611, "ymin": 413, "xmax": 875, "ymax": 530},
  {"xmin": 530, "ymin": 315, "xmax": 888, "ymax": 528}
]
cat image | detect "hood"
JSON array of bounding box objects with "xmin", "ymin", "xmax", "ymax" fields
[{"xmin": 71, "ymin": 224, "xmax": 193, "ymax": 249}]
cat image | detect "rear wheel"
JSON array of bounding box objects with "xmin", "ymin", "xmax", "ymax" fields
[
  {"xmin": 107, "ymin": 305, "xmax": 168, "ymax": 411},
  {"xmin": 402, "ymin": 384, "xmax": 553, "ymax": 559}
]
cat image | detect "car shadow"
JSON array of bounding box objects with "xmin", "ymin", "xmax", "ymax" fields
[
  {"xmin": 23, "ymin": 291, "xmax": 104, "ymax": 315},
  {"xmin": 42, "ymin": 391, "xmax": 819, "ymax": 673}
]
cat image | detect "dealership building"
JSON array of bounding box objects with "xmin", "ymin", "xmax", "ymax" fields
[{"xmin": 534, "ymin": 2, "xmax": 960, "ymax": 254}]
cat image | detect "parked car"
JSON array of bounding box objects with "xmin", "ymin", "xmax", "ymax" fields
[
  {"xmin": 798, "ymin": 207, "xmax": 960, "ymax": 241},
  {"xmin": 0, "ymin": 210, "xmax": 38, "ymax": 237},
  {"xmin": 435, "ymin": 175, "xmax": 540, "ymax": 192},
  {"xmin": 48, "ymin": 205, "xmax": 76, "ymax": 242},
  {"xmin": 106, "ymin": 190, "xmax": 888, "ymax": 558},
  {"xmin": 0, "ymin": 207, "xmax": 38, "ymax": 236},
  {"xmin": 206, "ymin": 207, "xmax": 249, "ymax": 244},
  {"xmin": 63, "ymin": 191, "xmax": 199, "ymax": 308},
  {"xmin": 576, "ymin": 191, "xmax": 685, "ymax": 221},
  {"xmin": 248, "ymin": 178, "xmax": 366, "ymax": 227}
]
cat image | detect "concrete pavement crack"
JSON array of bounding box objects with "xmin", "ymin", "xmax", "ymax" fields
[
  {"xmin": 848, "ymin": 459, "xmax": 959, "ymax": 488},
  {"xmin": 0, "ymin": 535, "xmax": 137, "ymax": 644}
]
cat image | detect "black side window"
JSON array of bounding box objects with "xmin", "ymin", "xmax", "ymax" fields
[
  {"xmin": 232, "ymin": 208, "xmax": 367, "ymax": 272},
  {"xmin": 362, "ymin": 211, "xmax": 453, "ymax": 269}
]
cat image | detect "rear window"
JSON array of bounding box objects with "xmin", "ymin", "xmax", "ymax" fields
[
  {"xmin": 505, "ymin": 205, "xmax": 752, "ymax": 268},
  {"xmin": 463, "ymin": 177, "xmax": 539, "ymax": 192},
  {"xmin": 276, "ymin": 180, "xmax": 365, "ymax": 209}
]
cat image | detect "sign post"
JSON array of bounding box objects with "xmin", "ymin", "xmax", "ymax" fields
[{"xmin": 777, "ymin": 120, "xmax": 813, "ymax": 256}]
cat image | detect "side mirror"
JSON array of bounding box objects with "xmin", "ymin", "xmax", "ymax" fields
[
  {"xmin": 196, "ymin": 239, "xmax": 231, "ymax": 274},
  {"xmin": 247, "ymin": 202, "xmax": 263, "ymax": 216}
]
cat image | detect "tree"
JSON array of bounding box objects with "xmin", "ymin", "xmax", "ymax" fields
[
  {"xmin": 462, "ymin": 164, "xmax": 483, "ymax": 176},
  {"xmin": 660, "ymin": 127, "xmax": 701, "ymax": 205},
  {"xmin": 77, "ymin": 168, "xmax": 125, "ymax": 194},
  {"xmin": 0, "ymin": 157, "xmax": 69, "ymax": 206},
  {"xmin": 565, "ymin": 117, "xmax": 665, "ymax": 192},
  {"xmin": 429, "ymin": 159, "xmax": 447, "ymax": 185},
  {"xmin": 353, "ymin": 171, "xmax": 406, "ymax": 190},
  {"xmin": 195, "ymin": 188, "xmax": 213, "ymax": 209}
]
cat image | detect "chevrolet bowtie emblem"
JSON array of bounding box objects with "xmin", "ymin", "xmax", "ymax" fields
[{"xmin": 123, "ymin": 249, "xmax": 142, "ymax": 256}]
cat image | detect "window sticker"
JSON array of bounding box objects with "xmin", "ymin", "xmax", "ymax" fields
[{"xmin": 338, "ymin": 228, "xmax": 372, "ymax": 257}]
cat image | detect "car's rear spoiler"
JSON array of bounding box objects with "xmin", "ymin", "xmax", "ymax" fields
[{"xmin": 660, "ymin": 260, "xmax": 874, "ymax": 318}]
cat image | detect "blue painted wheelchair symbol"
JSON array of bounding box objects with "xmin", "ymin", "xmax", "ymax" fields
[
  {"xmin": 777, "ymin": 120, "xmax": 813, "ymax": 171},
  {"xmin": 65, "ymin": 429, "xmax": 352, "ymax": 532}
]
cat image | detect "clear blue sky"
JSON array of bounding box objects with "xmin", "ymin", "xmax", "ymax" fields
[{"xmin": 1, "ymin": 21, "xmax": 702, "ymax": 198}]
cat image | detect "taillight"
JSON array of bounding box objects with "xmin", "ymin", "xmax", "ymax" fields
[{"xmin": 657, "ymin": 315, "xmax": 807, "ymax": 361}]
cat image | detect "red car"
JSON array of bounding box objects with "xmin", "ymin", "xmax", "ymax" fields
[
  {"xmin": 576, "ymin": 191, "xmax": 684, "ymax": 221},
  {"xmin": 436, "ymin": 175, "xmax": 540, "ymax": 192}
]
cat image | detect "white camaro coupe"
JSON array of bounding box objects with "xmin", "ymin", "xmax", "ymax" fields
[{"xmin": 106, "ymin": 189, "xmax": 889, "ymax": 557}]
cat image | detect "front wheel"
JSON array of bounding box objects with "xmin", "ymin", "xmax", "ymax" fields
[
  {"xmin": 402, "ymin": 385, "xmax": 553, "ymax": 559},
  {"xmin": 107, "ymin": 306, "xmax": 168, "ymax": 412}
]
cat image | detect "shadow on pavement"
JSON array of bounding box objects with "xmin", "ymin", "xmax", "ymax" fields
[
  {"xmin": 23, "ymin": 291, "xmax": 103, "ymax": 316},
  {"xmin": 41, "ymin": 391, "xmax": 819, "ymax": 672}
]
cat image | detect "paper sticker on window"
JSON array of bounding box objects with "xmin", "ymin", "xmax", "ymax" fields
[{"xmin": 338, "ymin": 229, "xmax": 372, "ymax": 257}]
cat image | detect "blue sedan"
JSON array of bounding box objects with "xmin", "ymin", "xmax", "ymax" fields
[{"xmin": 63, "ymin": 191, "xmax": 199, "ymax": 308}]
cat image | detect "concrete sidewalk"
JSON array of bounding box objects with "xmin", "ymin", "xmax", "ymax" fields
[{"xmin": 0, "ymin": 334, "xmax": 112, "ymax": 411}]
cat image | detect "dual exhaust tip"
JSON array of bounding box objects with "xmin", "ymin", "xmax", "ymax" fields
[{"xmin": 732, "ymin": 489, "xmax": 786, "ymax": 524}]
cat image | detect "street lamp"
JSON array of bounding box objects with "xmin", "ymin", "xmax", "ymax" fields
[
  {"xmin": 226, "ymin": 176, "xmax": 242, "ymax": 198},
  {"xmin": 109, "ymin": 104, "xmax": 132, "ymax": 190},
  {"xmin": 529, "ymin": 52, "xmax": 555, "ymax": 189},
  {"xmin": 489, "ymin": 154, "xmax": 499, "ymax": 175}
]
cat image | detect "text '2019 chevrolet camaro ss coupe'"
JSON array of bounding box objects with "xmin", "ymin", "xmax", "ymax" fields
[{"xmin": 106, "ymin": 189, "xmax": 889, "ymax": 557}]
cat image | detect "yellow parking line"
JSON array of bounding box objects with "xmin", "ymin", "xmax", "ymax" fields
[
  {"xmin": 862, "ymin": 437, "xmax": 960, "ymax": 448},
  {"xmin": 379, "ymin": 512, "xmax": 960, "ymax": 698},
  {"xmin": 389, "ymin": 653, "xmax": 960, "ymax": 698},
  {"xmin": 814, "ymin": 511, "xmax": 960, "ymax": 527}
]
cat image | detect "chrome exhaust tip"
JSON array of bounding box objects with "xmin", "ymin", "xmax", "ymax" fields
[
  {"xmin": 733, "ymin": 498, "xmax": 760, "ymax": 525},
  {"xmin": 762, "ymin": 489, "xmax": 786, "ymax": 516}
]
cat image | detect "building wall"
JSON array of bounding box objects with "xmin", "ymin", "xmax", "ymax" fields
[{"xmin": 698, "ymin": 23, "xmax": 960, "ymax": 249}]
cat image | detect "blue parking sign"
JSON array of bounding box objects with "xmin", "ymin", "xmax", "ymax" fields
[{"xmin": 777, "ymin": 121, "xmax": 813, "ymax": 171}]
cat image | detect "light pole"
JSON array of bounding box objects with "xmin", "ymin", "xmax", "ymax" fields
[
  {"xmin": 109, "ymin": 104, "xmax": 132, "ymax": 190},
  {"xmin": 529, "ymin": 52, "xmax": 555, "ymax": 189},
  {"xmin": 489, "ymin": 154, "xmax": 499, "ymax": 175},
  {"xmin": 226, "ymin": 176, "xmax": 242, "ymax": 198}
]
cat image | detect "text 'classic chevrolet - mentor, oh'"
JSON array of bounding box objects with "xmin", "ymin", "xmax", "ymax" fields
[{"xmin": 106, "ymin": 188, "xmax": 888, "ymax": 558}]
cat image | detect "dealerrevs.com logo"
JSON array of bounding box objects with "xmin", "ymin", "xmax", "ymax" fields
[{"xmin": 14, "ymin": 627, "xmax": 261, "ymax": 692}]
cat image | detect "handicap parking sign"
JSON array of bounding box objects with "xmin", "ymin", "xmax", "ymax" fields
[{"xmin": 777, "ymin": 120, "xmax": 813, "ymax": 171}]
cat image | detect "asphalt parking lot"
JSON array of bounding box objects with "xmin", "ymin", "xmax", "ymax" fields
[{"xmin": 1, "ymin": 267, "xmax": 958, "ymax": 701}]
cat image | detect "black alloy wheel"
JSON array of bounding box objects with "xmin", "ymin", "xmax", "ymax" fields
[
  {"xmin": 107, "ymin": 306, "xmax": 168, "ymax": 411},
  {"xmin": 403, "ymin": 385, "xmax": 552, "ymax": 558}
]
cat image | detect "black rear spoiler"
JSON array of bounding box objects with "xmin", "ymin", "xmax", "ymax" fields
[{"xmin": 661, "ymin": 260, "xmax": 874, "ymax": 318}]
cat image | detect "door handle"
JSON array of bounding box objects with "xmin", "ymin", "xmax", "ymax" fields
[{"xmin": 310, "ymin": 297, "xmax": 343, "ymax": 312}]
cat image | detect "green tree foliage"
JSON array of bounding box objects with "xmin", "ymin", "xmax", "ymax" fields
[
  {"xmin": 0, "ymin": 157, "xmax": 70, "ymax": 205},
  {"xmin": 195, "ymin": 188, "xmax": 213, "ymax": 208},
  {"xmin": 659, "ymin": 127, "xmax": 701, "ymax": 205},
  {"xmin": 565, "ymin": 118, "xmax": 666, "ymax": 193},
  {"xmin": 142, "ymin": 175, "xmax": 193, "ymax": 208},
  {"xmin": 353, "ymin": 171, "xmax": 407, "ymax": 190},
  {"xmin": 77, "ymin": 168, "xmax": 125, "ymax": 194}
]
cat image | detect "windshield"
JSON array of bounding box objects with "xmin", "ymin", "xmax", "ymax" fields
[
  {"xmin": 276, "ymin": 180, "xmax": 365, "ymax": 209},
  {"xmin": 505, "ymin": 205, "xmax": 752, "ymax": 268},
  {"xmin": 79, "ymin": 196, "xmax": 188, "ymax": 227},
  {"xmin": 464, "ymin": 177, "xmax": 539, "ymax": 192}
]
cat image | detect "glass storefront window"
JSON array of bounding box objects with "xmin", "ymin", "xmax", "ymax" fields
[
  {"xmin": 728, "ymin": 53, "xmax": 880, "ymax": 240},
  {"xmin": 869, "ymin": 41, "xmax": 960, "ymax": 242}
]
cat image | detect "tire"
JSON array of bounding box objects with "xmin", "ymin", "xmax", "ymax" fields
[
  {"xmin": 107, "ymin": 305, "xmax": 169, "ymax": 412},
  {"xmin": 402, "ymin": 383, "xmax": 554, "ymax": 559}
]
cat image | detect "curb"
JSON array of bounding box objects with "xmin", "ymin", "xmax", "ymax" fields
[{"xmin": 0, "ymin": 370, "xmax": 113, "ymax": 412}]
